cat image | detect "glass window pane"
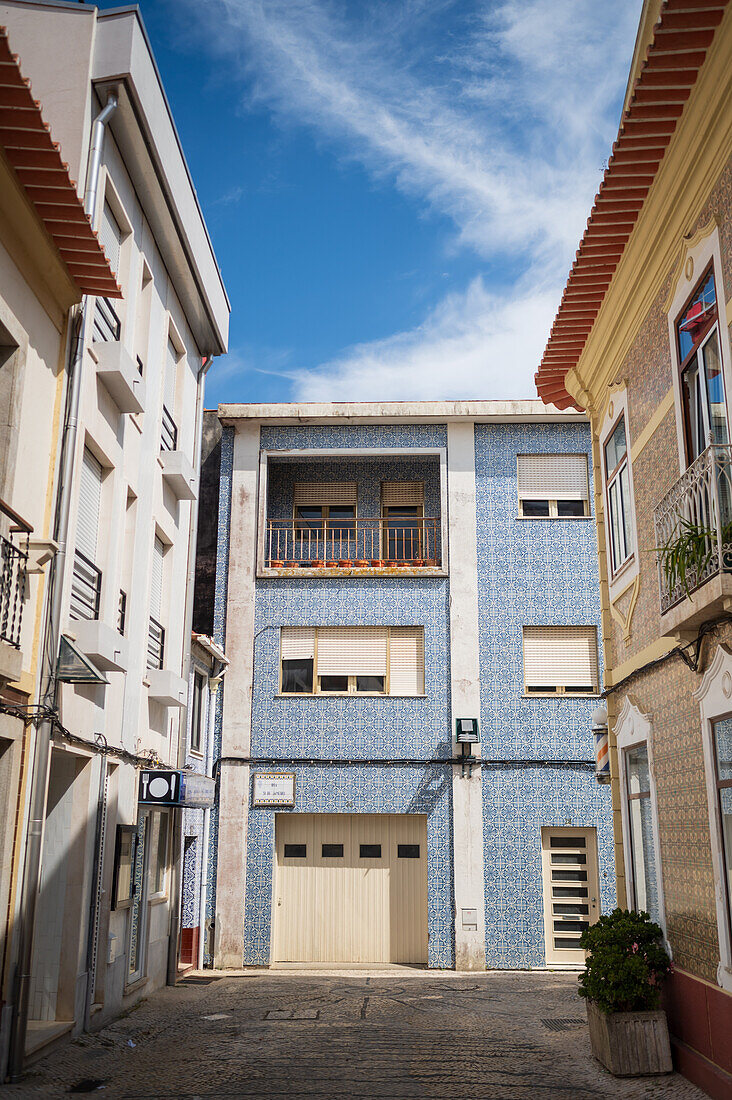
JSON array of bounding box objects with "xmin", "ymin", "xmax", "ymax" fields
[
  {"xmin": 619, "ymin": 464, "xmax": 633, "ymax": 558},
  {"xmin": 522, "ymin": 499, "xmax": 550, "ymax": 517},
  {"xmin": 683, "ymin": 357, "xmax": 707, "ymax": 460},
  {"xmin": 604, "ymin": 418, "xmax": 627, "ymax": 475},
  {"xmin": 356, "ymin": 675, "xmax": 385, "ymax": 693},
  {"xmin": 282, "ymin": 658, "xmax": 313, "ymax": 693},
  {"xmin": 319, "ymin": 674, "xmax": 349, "ymax": 692},
  {"xmin": 678, "ymin": 270, "xmax": 716, "ymax": 363},
  {"xmin": 702, "ymin": 330, "xmax": 729, "ymax": 446},
  {"xmin": 626, "ymin": 744, "xmax": 650, "ymax": 795},
  {"xmin": 720, "ymin": 786, "xmax": 732, "ymax": 933},
  {"xmin": 557, "ymin": 500, "xmax": 585, "ymax": 517},
  {"xmin": 625, "ymin": 746, "xmax": 660, "ymax": 922},
  {"xmin": 149, "ymin": 812, "xmax": 168, "ymax": 895}
]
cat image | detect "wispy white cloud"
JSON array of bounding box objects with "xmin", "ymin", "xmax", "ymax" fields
[{"xmin": 189, "ymin": 0, "xmax": 640, "ymax": 400}]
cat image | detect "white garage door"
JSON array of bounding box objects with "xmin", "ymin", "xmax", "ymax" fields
[{"xmin": 273, "ymin": 813, "xmax": 428, "ymax": 964}]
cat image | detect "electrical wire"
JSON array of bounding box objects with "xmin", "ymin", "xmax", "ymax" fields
[{"xmin": 213, "ymin": 755, "xmax": 594, "ymax": 773}]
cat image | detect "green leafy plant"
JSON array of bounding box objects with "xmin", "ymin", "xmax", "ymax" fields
[
  {"xmin": 578, "ymin": 909, "xmax": 671, "ymax": 1014},
  {"xmin": 655, "ymin": 517, "xmax": 715, "ymax": 598}
]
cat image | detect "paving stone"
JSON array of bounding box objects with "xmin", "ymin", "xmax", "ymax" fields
[{"xmin": 5, "ymin": 970, "xmax": 706, "ymax": 1099}]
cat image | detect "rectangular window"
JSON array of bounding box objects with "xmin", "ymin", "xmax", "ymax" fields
[
  {"xmin": 322, "ymin": 844, "xmax": 343, "ymax": 858},
  {"xmin": 676, "ymin": 267, "xmax": 729, "ymax": 464},
  {"xmin": 292, "ymin": 483, "xmax": 357, "ymax": 557},
  {"xmin": 190, "ymin": 671, "xmax": 205, "ymax": 754},
  {"xmin": 517, "ymin": 454, "xmax": 589, "ymax": 518},
  {"xmin": 148, "ymin": 811, "xmax": 169, "ymax": 896},
  {"xmin": 147, "ymin": 535, "xmax": 166, "ymax": 671},
  {"xmin": 523, "ymin": 626, "xmax": 599, "ymax": 695},
  {"xmin": 360, "ymin": 844, "xmax": 381, "ymax": 859},
  {"xmin": 284, "ymin": 843, "xmax": 306, "ymax": 858},
  {"xmin": 604, "ymin": 416, "xmax": 633, "ymax": 573},
  {"xmin": 398, "ymin": 844, "xmax": 420, "ymax": 858},
  {"xmin": 712, "ymin": 718, "xmax": 732, "ymax": 946},
  {"xmin": 71, "ymin": 448, "xmax": 103, "ymax": 622},
  {"xmin": 279, "ymin": 626, "xmax": 424, "ymax": 696},
  {"xmin": 624, "ymin": 744, "xmax": 660, "ymax": 923},
  {"xmin": 382, "ymin": 482, "xmax": 425, "ymax": 560}
]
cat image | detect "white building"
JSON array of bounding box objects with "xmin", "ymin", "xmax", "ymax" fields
[{"xmin": 0, "ymin": 0, "xmax": 228, "ymax": 1075}]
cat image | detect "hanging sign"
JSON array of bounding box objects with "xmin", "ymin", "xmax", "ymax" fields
[
  {"xmin": 138, "ymin": 770, "xmax": 215, "ymax": 808},
  {"xmin": 253, "ymin": 772, "xmax": 296, "ymax": 807}
]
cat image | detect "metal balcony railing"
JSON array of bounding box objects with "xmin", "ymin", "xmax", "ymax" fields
[
  {"xmin": 92, "ymin": 296, "xmax": 121, "ymax": 343},
  {"xmin": 70, "ymin": 550, "xmax": 102, "ymax": 621},
  {"xmin": 265, "ymin": 517, "xmax": 441, "ymax": 567},
  {"xmin": 0, "ymin": 498, "xmax": 31, "ymax": 649},
  {"xmin": 160, "ymin": 405, "xmax": 178, "ymax": 452},
  {"xmin": 147, "ymin": 616, "xmax": 165, "ymax": 670},
  {"xmin": 118, "ymin": 589, "xmax": 127, "ymax": 636},
  {"xmin": 654, "ymin": 443, "xmax": 732, "ymax": 613}
]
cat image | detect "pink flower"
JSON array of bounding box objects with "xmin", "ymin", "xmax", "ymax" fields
[{"xmin": 631, "ymin": 942, "xmax": 639, "ymax": 954}]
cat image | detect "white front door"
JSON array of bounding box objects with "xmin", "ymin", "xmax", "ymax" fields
[{"xmin": 541, "ymin": 826, "xmax": 600, "ymax": 965}]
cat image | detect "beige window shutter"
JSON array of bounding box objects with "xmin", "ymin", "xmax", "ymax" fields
[
  {"xmin": 293, "ymin": 482, "xmax": 357, "ymax": 506},
  {"xmin": 517, "ymin": 455, "xmax": 589, "ymax": 500},
  {"xmin": 316, "ymin": 627, "xmax": 388, "ymax": 676},
  {"xmin": 381, "ymin": 481, "xmax": 425, "ymax": 507},
  {"xmin": 150, "ymin": 536, "xmax": 165, "ymax": 620},
  {"xmin": 389, "ymin": 627, "xmax": 424, "ymax": 695},
  {"xmin": 77, "ymin": 448, "xmax": 103, "ymax": 563},
  {"xmin": 523, "ymin": 626, "xmax": 598, "ymax": 688},
  {"xmin": 99, "ymin": 202, "xmax": 122, "ymax": 276},
  {"xmin": 280, "ymin": 627, "xmax": 316, "ymax": 661}
]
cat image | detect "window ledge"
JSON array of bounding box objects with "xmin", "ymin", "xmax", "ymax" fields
[
  {"xmin": 515, "ymin": 515, "xmax": 592, "ymax": 521},
  {"xmin": 149, "ymin": 893, "xmax": 168, "ymax": 905},
  {"xmin": 522, "ymin": 692, "xmax": 600, "ymax": 699},
  {"xmin": 275, "ymin": 692, "xmax": 427, "ymax": 699}
]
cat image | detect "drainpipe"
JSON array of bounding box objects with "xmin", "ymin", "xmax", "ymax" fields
[
  {"xmin": 8, "ymin": 92, "xmax": 117, "ymax": 1083},
  {"xmin": 166, "ymin": 353, "xmax": 214, "ymax": 985},
  {"xmin": 198, "ymin": 658, "xmax": 226, "ymax": 970}
]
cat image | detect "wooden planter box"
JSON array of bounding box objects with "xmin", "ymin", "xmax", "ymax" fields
[{"xmin": 586, "ymin": 1001, "xmax": 672, "ymax": 1076}]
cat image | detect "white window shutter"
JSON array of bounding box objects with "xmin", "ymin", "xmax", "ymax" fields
[
  {"xmin": 280, "ymin": 627, "xmax": 316, "ymax": 660},
  {"xmin": 76, "ymin": 449, "xmax": 102, "ymax": 563},
  {"xmin": 98, "ymin": 203, "xmax": 122, "ymax": 278},
  {"xmin": 316, "ymin": 627, "xmax": 388, "ymax": 677},
  {"xmin": 381, "ymin": 482, "xmax": 424, "ymax": 507},
  {"xmin": 293, "ymin": 482, "xmax": 357, "ymax": 506},
  {"xmin": 523, "ymin": 626, "xmax": 598, "ymax": 689},
  {"xmin": 164, "ymin": 339, "xmax": 178, "ymax": 412},
  {"xmin": 150, "ymin": 536, "xmax": 165, "ymax": 620},
  {"xmin": 517, "ymin": 455, "xmax": 589, "ymax": 500},
  {"xmin": 389, "ymin": 628, "xmax": 424, "ymax": 695}
]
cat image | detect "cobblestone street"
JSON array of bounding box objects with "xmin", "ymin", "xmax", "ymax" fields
[{"xmin": 5, "ymin": 970, "xmax": 705, "ymax": 1099}]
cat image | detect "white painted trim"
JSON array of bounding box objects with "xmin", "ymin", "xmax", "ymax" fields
[
  {"xmin": 614, "ymin": 698, "xmax": 669, "ymax": 945},
  {"xmin": 219, "ymin": 399, "xmax": 588, "ymax": 423},
  {"xmin": 693, "ymin": 643, "xmax": 732, "ymax": 992},
  {"xmin": 666, "ymin": 225, "xmax": 732, "ymax": 470},
  {"xmin": 598, "ymin": 389, "xmax": 639, "ymax": 603}
]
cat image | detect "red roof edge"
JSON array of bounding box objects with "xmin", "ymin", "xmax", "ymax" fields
[{"xmin": 535, "ymin": 0, "xmax": 729, "ymax": 410}]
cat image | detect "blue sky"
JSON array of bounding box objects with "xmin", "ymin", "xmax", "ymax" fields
[{"xmin": 102, "ymin": 0, "xmax": 642, "ymax": 407}]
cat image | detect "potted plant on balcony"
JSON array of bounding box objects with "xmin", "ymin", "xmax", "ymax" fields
[
  {"xmin": 655, "ymin": 516, "xmax": 715, "ymax": 600},
  {"xmin": 578, "ymin": 909, "xmax": 672, "ymax": 1077}
]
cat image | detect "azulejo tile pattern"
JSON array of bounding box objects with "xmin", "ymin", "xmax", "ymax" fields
[
  {"xmin": 260, "ymin": 424, "xmax": 447, "ymax": 451},
  {"xmin": 475, "ymin": 423, "xmax": 615, "ymax": 966}
]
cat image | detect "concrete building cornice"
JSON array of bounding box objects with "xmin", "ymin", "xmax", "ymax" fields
[{"xmin": 216, "ymin": 400, "xmax": 589, "ymax": 426}]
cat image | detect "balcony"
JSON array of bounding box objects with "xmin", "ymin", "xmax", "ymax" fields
[
  {"xmin": 70, "ymin": 550, "xmax": 102, "ymax": 622},
  {"xmin": 654, "ymin": 443, "xmax": 732, "ymax": 632},
  {"xmin": 265, "ymin": 516, "xmax": 442, "ymax": 574},
  {"xmin": 0, "ymin": 499, "xmax": 31, "ymax": 684},
  {"xmin": 92, "ymin": 296, "xmax": 121, "ymax": 344}
]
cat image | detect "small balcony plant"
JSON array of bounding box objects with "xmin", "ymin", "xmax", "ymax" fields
[
  {"xmin": 578, "ymin": 908, "xmax": 672, "ymax": 1076},
  {"xmin": 655, "ymin": 516, "xmax": 715, "ymax": 600}
]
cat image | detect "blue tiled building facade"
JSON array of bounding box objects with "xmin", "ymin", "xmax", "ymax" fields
[{"xmin": 207, "ymin": 404, "xmax": 615, "ymax": 970}]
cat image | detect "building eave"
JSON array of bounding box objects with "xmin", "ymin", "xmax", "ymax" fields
[{"xmin": 217, "ymin": 400, "xmax": 589, "ymax": 426}]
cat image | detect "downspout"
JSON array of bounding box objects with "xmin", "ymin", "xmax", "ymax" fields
[
  {"xmin": 8, "ymin": 92, "xmax": 117, "ymax": 1082},
  {"xmin": 166, "ymin": 353, "xmax": 213, "ymax": 985},
  {"xmin": 198, "ymin": 659, "xmax": 225, "ymax": 970}
]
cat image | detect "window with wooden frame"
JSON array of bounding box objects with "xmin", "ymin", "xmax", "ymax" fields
[
  {"xmin": 381, "ymin": 481, "xmax": 425, "ymax": 560},
  {"xmin": 292, "ymin": 482, "xmax": 356, "ymax": 553},
  {"xmin": 523, "ymin": 626, "xmax": 599, "ymax": 695},
  {"xmin": 517, "ymin": 455, "xmax": 589, "ymax": 518},
  {"xmin": 604, "ymin": 415, "xmax": 633, "ymax": 574},
  {"xmin": 676, "ymin": 265, "xmax": 729, "ymax": 465},
  {"xmin": 190, "ymin": 670, "xmax": 205, "ymax": 755},
  {"xmin": 279, "ymin": 626, "xmax": 424, "ymax": 696}
]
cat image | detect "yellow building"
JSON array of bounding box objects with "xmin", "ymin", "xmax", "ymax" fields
[{"xmin": 537, "ymin": 1, "xmax": 732, "ymax": 1095}]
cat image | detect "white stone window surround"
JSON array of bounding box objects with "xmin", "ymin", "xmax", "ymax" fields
[
  {"xmin": 694, "ymin": 643, "xmax": 732, "ymax": 992},
  {"xmin": 94, "ymin": 168, "xmax": 134, "ymax": 315},
  {"xmin": 256, "ymin": 447, "xmax": 449, "ymax": 577},
  {"xmin": 598, "ymin": 389, "xmax": 639, "ymax": 605},
  {"xmin": 666, "ymin": 224, "xmax": 732, "ymax": 472},
  {"xmin": 614, "ymin": 697, "xmax": 669, "ymax": 946}
]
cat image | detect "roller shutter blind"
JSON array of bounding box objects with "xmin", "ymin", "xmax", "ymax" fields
[
  {"xmin": 523, "ymin": 626, "xmax": 598, "ymax": 690},
  {"xmin": 280, "ymin": 627, "xmax": 316, "ymax": 660},
  {"xmin": 381, "ymin": 482, "xmax": 424, "ymax": 507},
  {"xmin": 317, "ymin": 627, "xmax": 388, "ymax": 677},
  {"xmin": 150, "ymin": 536, "xmax": 165, "ymax": 620},
  {"xmin": 164, "ymin": 339, "xmax": 178, "ymax": 412},
  {"xmin": 517, "ymin": 455, "xmax": 589, "ymax": 501},
  {"xmin": 77, "ymin": 448, "xmax": 103, "ymax": 563},
  {"xmin": 293, "ymin": 482, "xmax": 357, "ymax": 506},
  {"xmin": 389, "ymin": 627, "xmax": 424, "ymax": 695},
  {"xmin": 98, "ymin": 203, "xmax": 122, "ymax": 278}
]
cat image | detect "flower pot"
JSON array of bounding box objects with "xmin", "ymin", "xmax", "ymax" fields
[
  {"xmin": 354, "ymin": 559, "xmax": 369, "ymax": 567},
  {"xmin": 423, "ymin": 559, "xmax": 437, "ymax": 567},
  {"xmin": 270, "ymin": 560, "xmax": 284, "ymax": 568},
  {"xmin": 310, "ymin": 559, "xmax": 325, "ymax": 568},
  {"xmin": 325, "ymin": 561, "xmax": 338, "ymax": 568},
  {"xmin": 412, "ymin": 558, "xmax": 425, "ymax": 567},
  {"xmin": 370, "ymin": 559, "xmax": 383, "ymax": 567},
  {"xmin": 338, "ymin": 559, "xmax": 351, "ymax": 568},
  {"xmin": 585, "ymin": 1001, "xmax": 672, "ymax": 1077}
]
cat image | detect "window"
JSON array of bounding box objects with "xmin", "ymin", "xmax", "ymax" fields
[
  {"xmin": 676, "ymin": 267, "xmax": 729, "ymax": 464},
  {"xmin": 523, "ymin": 626, "xmax": 599, "ymax": 695},
  {"xmin": 517, "ymin": 455, "xmax": 589, "ymax": 518},
  {"xmin": 292, "ymin": 483, "xmax": 357, "ymax": 557},
  {"xmin": 624, "ymin": 745, "xmax": 661, "ymax": 922},
  {"xmin": 360, "ymin": 844, "xmax": 381, "ymax": 858},
  {"xmin": 71, "ymin": 448, "xmax": 103, "ymax": 621},
  {"xmin": 604, "ymin": 416, "xmax": 633, "ymax": 574},
  {"xmin": 190, "ymin": 671, "xmax": 205, "ymax": 754},
  {"xmin": 147, "ymin": 535, "xmax": 165, "ymax": 670},
  {"xmin": 284, "ymin": 843, "xmax": 306, "ymax": 858},
  {"xmin": 398, "ymin": 844, "xmax": 420, "ymax": 858},
  {"xmin": 711, "ymin": 717, "xmax": 732, "ymax": 949},
  {"xmin": 382, "ymin": 482, "xmax": 425, "ymax": 560},
  {"xmin": 279, "ymin": 626, "xmax": 424, "ymax": 696},
  {"xmin": 148, "ymin": 811, "xmax": 169, "ymax": 896},
  {"xmin": 322, "ymin": 844, "xmax": 343, "ymax": 858},
  {"xmin": 111, "ymin": 825, "xmax": 135, "ymax": 910}
]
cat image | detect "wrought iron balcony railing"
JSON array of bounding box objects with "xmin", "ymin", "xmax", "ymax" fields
[
  {"xmin": 70, "ymin": 550, "xmax": 102, "ymax": 622},
  {"xmin": 654, "ymin": 443, "xmax": 732, "ymax": 613},
  {"xmin": 265, "ymin": 516, "xmax": 441, "ymax": 568},
  {"xmin": 0, "ymin": 498, "xmax": 31, "ymax": 649},
  {"xmin": 92, "ymin": 296, "xmax": 121, "ymax": 343},
  {"xmin": 147, "ymin": 616, "xmax": 165, "ymax": 670},
  {"xmin": 160, "ymin": 405, "xmax": 178, "ymax": 452}
]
